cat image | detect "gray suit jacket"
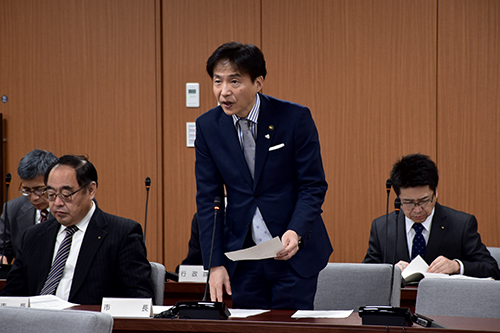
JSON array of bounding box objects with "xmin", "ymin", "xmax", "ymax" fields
[
  {"xmin": 363, "ymin": 203, "xmax": 500, "ymax": 280},
  {"xmin": 0, "ymin": 196, "xmax": 47, "ymax": 263}
]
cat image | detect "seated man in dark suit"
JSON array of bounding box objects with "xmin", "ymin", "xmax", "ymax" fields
[
  {"xmin": 0, "ymin": 155, "xmax": 153, "ymax": 304},
  {"xmin": 175, "ymin": 212, "xmax": 203, "ymax": 274},
  {"xmin": 0, "ymin": 149, "xmax": 57, "ymax": 264},
  {"xmin": 363, "ymin": 153, "xmax": 500, "ymax": 280}
]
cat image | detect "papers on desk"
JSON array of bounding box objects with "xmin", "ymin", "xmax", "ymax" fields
[
  {"xmin": 292, "ymin": 310, "xmax": 354, "ymax": 318},
  {"xmin": 403, "ymin": 255, "xmax": 494, "ymax": 284},
  {"xmin": 225, "ymin": 237, "xmax": 284, "ymax": 261},
  {"xmin": 29, "ymin": 295, "xmax": 78, "ymax": 310},
  {"xmin": 228, "ymin": 309, "xmax": 270, "ymax": 318}
]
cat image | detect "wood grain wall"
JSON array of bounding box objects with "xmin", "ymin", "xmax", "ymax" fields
[
  {"xmin": 1, "ymin": 0, "xmax": 499, "ymax": 272},
  {"xmin": 0, "ymin": 0, "xmax": 164, "ymax": 261},
  {"xmin": 437, "ymin": 0, "xmax": 500, "ymax": 247}
]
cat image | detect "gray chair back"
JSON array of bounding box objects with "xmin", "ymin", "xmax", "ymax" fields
[
  {"xmin": 150, "ymin": 261, "xmax": 166, "ymax": 305},
  {"xmin": 415, "ymin": 278, "xmax": 500, "ymax": 318},
  {"xmin": 487, "ymin": 246, "xmax": 500, "ymax": 269},
  {"xmin": 0, "ymin": 307, "xmax": 113, "ymax": 333},
  {"xmin": 314, "ymin": 263, "xmax": 401, "ymax": 311}
]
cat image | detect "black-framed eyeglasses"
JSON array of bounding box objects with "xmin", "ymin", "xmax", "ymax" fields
[
  {"xmin": 44, "ymin": 184, "xmax": 89, "ymax": 203},
  {"xmin": 401, "ymin": 194, "xmax": 435, "ymax": 210},
  {"xmin": 19, "ymin": 183, "xmax": 46, "ymax": 197}
]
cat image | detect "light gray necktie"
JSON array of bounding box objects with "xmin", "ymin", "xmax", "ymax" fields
[
  {"xmin": 40, "ymin": 225, "xmax": 79, "ymax": 295},
  {"xmin": 239, "ymin": 119, "xmax": 272, "ymax": 244}
]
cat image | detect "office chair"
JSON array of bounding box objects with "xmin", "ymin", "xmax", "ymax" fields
[
  {"xmin": 314, "ymin": 263, "xmax": 401, "ymax": 311},
  {"xmin": 0, "ymin": 306, "xmax": 113, "ymax": 333},
  {"xmin": 150, "ymin": 261, "xmax": 166, "ymax": 305},
  {"xmin": 415, "ymin": 278, "xmax": 500, "ymax": 318}
]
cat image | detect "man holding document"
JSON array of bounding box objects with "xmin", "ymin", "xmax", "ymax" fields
[
  {"xmin": 195, "ymin": 42, "xmax": 332, "ymax": 309},
  {"xmin": 363, "ymin": 153, "xmax": 500, "ymax": 280}
]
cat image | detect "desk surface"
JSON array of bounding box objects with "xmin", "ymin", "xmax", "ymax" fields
[{"xmin": 72, "ymin": 306, "xmax": 500, "ymax": 333}]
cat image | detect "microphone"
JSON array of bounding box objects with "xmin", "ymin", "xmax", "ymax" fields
[
  {"xmin": 155, "ymin": 197, "xmax": 229, "ymax": 320},
  {"xmin": 384, "ymin": 179, "xmax": 392, "ymax": 263},
  {"xmin": 360, "ymin": 196, "xmax": 412, "ymax": 326},
  {"xmin": 1, "ymin": 173, "xmax": 12, "ymax": 266},
  {"xmin": 202, "ymin": 197, "xmax": 221, "ymax": 301},
  {"xmin": 388, "ymin": 197, "xmax": 401, "ymax": 304},
  {"xmin": 143, "ymin": 177, "xmax": 151, "ymax": 245}
]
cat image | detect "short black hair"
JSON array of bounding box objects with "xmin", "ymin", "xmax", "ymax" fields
[
  {"xmin": 390, "ymin": 153, "xmax": 439, "ymax": 196},
  {"xmin": 45, "ymin": 155, "xmax": 98, "ymax": 188},
  {"xmin": 18, "ymin": 149, "xmax": 57, "ymax": 180},
  {"xmin": 206, "ymin": 42, "xmax": 267, "ymax": 82}
]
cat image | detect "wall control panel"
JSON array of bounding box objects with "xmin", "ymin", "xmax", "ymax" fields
[{"xmin": 186, "ymin": 83, "xmax": 200, "ymax": 108}]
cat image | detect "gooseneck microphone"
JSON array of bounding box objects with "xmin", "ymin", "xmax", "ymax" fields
[
  {"xmin": 388, "ymin": 197, "xmax": 401, "ymax": 305},
  {"xmin": 202, "ymin": 197, "xmax": 221, "ymax": 302},
  {"xmin": 384, "ymin": 179, "xmax": 392, "ymax": 263},
  {"xmin": 155, "ymin": 196, "xmax": 229, "ymax": 319},
  {"xmin": 143, "ymin": 177, "xmax": 151, "ymax": 245},
  {"xmin": 1, "ymin": 173, "xmax": 12, "ymax": 265}
]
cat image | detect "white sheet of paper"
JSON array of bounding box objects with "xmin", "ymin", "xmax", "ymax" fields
[
  {"xmin": 291, "ymin": 310, "xmax": 354, "ymax": 318},
  {"xmin": 29, "ymin": 295, "xmax": 78, "ymax": 310},
  {"xmin": 152, "ymin": 305, "xmax": 174, "ymax": 315},
  {"xmin": 228, "ymin": 309, "xmax": 270, "ymax": 318},
  {"xmin": 402, "ymin": 255, "xmax": 429, "ymax": 279},
  {"xmin": 224, "ymin": 236, "xmax": 284, "ymax": 261}
]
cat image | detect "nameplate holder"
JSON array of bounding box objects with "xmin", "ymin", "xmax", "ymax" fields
[
  {"xmin": 0, "ymin": 296, "xmax": 29, "ymax": 308},
  {"xmin": 178, "ymin": 265, "xmax": 208, "ymax": 283},
  {"xmin": 101, "ymin": 297, "xmax": 152, "ymax": 317}
]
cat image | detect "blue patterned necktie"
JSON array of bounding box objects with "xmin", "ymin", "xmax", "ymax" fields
[
  {"xmin": 239, "ymin": 119, "xmax": 272, "ymax": 245},
  {"xmin": 411, "ymin": 223, "xmax": 426, "ymax": 260},
  {"xmin": 40, "ymin": 225, "xmax": 79, "ymax": 295}
]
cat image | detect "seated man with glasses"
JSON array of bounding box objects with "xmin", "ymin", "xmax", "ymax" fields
[
  {"xmin": 363, "ymin": 153, "xmax": 500, "ymax": 280},
  {"xmin": 0, "ymin": 155, "xmax": 153, "ymax": 304},
  {"xmin": 0, "ymin": 149, "xmax": 57, "ymax": 265}
]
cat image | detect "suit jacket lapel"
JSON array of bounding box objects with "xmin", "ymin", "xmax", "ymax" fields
[
  {"xmin": 70, "ymin": 208, "xmax": 108, "ymax": 299},
  {"xmin": 219, "ymin": 109, "xmax": 254, "ymax": 187},
  {"xmin": 254, "ymin": 95, "xmax": 276, "ymax": 188},
  {"xmin": 17, "ymin": 201, "xmax": 36, "ymax": 230},
  {"xmin": 35, "ymin": 219, "xmax": 60, "ymax": 293},
  {"xmin": 396, "ymin": 212, "xmax": 411, "ymax": 262},
  {"xmin": 425, "ymin": 203, "xmax": 447, "ymax": 262}
]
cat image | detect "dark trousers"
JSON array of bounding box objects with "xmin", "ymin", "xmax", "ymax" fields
[{"xmin": 230, "ymin": 257, "xmax": 318, "ymax": 310}]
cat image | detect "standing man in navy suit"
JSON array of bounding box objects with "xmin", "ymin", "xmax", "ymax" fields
[
  {"xmin": 363, "ymin": 153, "xmax": 500, "ymax": 280},
  {"xmin": 195, "ymin": 42, "xmax": 332, "ymax": 309},
  {"xmin": 0, "ymin": 149, "xmax": 57, "ymax": 264},
  {"xmin": 0, "ymin": 155, "xmax": 153, "ymax": 304}
]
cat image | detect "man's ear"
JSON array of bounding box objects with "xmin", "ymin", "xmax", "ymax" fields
[
  {"xmin": 87, "ymin": 182, "xmax": 97, "ymax": 199},
  {"xmin": 255, "ymin": 75, "xmax": 264, "ymax": 92}
]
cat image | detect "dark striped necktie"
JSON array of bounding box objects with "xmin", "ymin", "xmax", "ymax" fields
[{"xmin": 39, "ymin": 225, "xmax": 79, "ymax": 295}]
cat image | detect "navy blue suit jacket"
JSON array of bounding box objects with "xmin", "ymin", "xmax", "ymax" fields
[
  {"xmin": 0, "ymin": 206, "xmax": 153, "ymax": 304},
  {"xmin": 363, "ymin": 203, "xmax": 500, "ymax": 279},
  {"xmin": 195, "ymin": 93, "xmax": 332, "ymax": 278}
]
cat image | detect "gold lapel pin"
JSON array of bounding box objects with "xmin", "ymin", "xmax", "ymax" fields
[{"xmin": 268, "ymin": 125, "xmax": 274, "ymax": 131}]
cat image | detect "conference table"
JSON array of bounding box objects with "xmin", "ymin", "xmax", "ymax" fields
[
  {"xmin": 71, "ymin": 305, "xmax": 500, "ymax": 333},
  {"xmin": 1, "ymin": 279, "xmax": 499, "ymax": 332}
]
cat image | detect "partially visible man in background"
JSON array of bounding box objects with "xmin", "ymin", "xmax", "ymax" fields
[{"xmin": 0, "ymin": 149, "xmax": 57, "ymax": 264}]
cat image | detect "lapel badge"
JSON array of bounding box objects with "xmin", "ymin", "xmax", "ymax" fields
[
  {"xmin": 268, "ymin": 125, "xmax": 274, "ymax": 131},
  {"xmin": 265, "ymin": 134, "xmax": 270, "ymax": 139}
]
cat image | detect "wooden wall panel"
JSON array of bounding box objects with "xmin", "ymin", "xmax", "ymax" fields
[
  {"xmin": 161, "ymin": 0, "xmax": 261, "ymax": 271},
  {"xmin": 0, "ymin": 0, "xmax": 163, "ymax": 260},
  {"xmin": 262, "ymin": 0, "xmax": 437, "ymax": 263},
  {"xmin": 437, "ymin": 0, "xmax": 500, "ymax": 246}
]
